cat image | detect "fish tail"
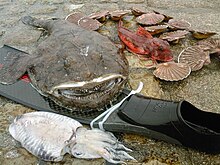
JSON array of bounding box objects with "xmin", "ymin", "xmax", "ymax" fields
[
  {"xmin": 0, "ymin": 45, "xmax": 31, "ymax": 84},
  {"xmin": 118, "ymin": 19, "xmax": 123, "ymax": 28}
]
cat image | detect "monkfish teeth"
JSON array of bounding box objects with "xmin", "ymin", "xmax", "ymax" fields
[{"xmin": 56, "ymin": 77, "xmax": 122, "ymax": 99}]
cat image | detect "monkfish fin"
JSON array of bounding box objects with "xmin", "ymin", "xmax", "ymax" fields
[
  {"xmin": 0, "ymin": 45, "xmax": 31, "ymax": 84},
  {"xmin": 21, "ymin": 16, "xmax": 38, "ymax": 27},
  {"xmin": 21, "ymin": 16, "xmax": 54, "ymax": 32}
]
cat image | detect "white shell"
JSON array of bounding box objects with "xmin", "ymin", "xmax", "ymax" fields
[
  {"xmin": 153, "ymin": 62, "xmax": 191, "ymax": 81},
  {"xmin": 178, "ymin": 46, "xmax": 211, "ymax": 71},
  {"xmin": 9, "ymin": 112, "xmax": 82, "ymax": 161}
]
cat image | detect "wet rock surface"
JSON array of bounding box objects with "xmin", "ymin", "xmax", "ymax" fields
[{"xmin": 0, "ymin": 0, "xmax": 220, "ymax": 165}]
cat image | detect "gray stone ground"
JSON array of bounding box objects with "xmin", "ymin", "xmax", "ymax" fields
[{"xmin": 0, "ymin": 0, "xmax": 220, "ymax": 165}]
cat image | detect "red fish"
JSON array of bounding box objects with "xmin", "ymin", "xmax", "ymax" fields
[{"xmin": 118, "ymin": 20, "xmax": 173, "ymax": 63}]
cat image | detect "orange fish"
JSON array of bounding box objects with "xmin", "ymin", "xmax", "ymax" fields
[{"xmin": 118, "ymin": 20, "xmax": 173, "ymax": 62}]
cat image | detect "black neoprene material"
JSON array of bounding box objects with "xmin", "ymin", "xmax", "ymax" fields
[{"xmin": 118, "ymin": 94, "xmax": 179, "ymax": 126}]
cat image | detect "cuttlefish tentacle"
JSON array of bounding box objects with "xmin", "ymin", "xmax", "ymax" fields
[
  {"xmin": 9, "ymin": 112, "xmax": 134, "ymax": 164},
  {"xmin": 72, "ymin": 127, "xmax": 135, "ymax": 164}
]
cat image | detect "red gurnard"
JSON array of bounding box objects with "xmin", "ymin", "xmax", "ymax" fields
[{"xmin": 118, "ymin": 20, "xmax": 173, "ymax": 62}]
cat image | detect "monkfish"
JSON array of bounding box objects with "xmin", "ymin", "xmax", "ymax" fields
[{"xmin": 0, "ymin": 16, "xmax": 129, "ymax": 111}]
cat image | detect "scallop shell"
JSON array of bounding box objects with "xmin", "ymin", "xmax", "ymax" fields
[
  {"xmin": 153, "ymin": 10, "xmax": 173, "ymax": 21},
  {"xmin": 65, "ymin": 12, "xmax": 85, "ymax": 24},
  {"xmin": 159, "ymin": 30, "xmax": 189, "ymax": 42},
  {"xmin": 109, "ymin": 10, "xmax": 130, "ymax": 21},
  {"xmin": 136, "ymin": 13, "xmax": 165, "ymax": 25},
  {"xmin": 65, "ymin": 12, "xmax": 102, "ymax": 30},
  {"xmin": 178, "ymin": 46, "xmax": 211, "ymax": 71},
  {"xmin": 78, "ymin": 17, "xmax": 102, "ymax": 31},
  {"xmin": 145, "ymin": 25, "xmax": 168, "ymax": 35},
  {"xmin": 192, "ymin": 31, "xmax": 217, "ymax": 39},
  {"xmin": 9, "ymin": 112, "xmax": 82, "ymax": 162},
  {"xmin": 89, "ymin": 10, "xmax": 109, "ymax": 22},
  {"xmin": 168, "ymin": 19, "xmax": 191, "ymax": 30},
  {"xmin": 130, "ymin": 7, "xmax": 147, "ymax": 16},
  {"xmin": 153, "ymin": 62, "xmax": 191, "ymax": 81},
  {"xmin": 197, "ymin": 38, "xmax": 220, "ymax": 54}
]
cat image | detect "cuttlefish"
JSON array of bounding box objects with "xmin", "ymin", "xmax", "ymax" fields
[{"xmin": 9, "ymin": 112, "xmax": 134, "ymax": 163}]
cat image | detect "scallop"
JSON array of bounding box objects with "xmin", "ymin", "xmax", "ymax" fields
[
  {"xmin": 78, "ymin": 17, "xmax": 102, "ymax": 31},
  {"xmin": 65, "ymin": 12, "xmax": 85, "ymax": 24},
  {"xmin": 65, "ymin": 12, "xmax": 102, "ymax": 31},
  {"xmin": 192, "ymin": 31, "xmax": 217, "ymax": 39},
  {"xmin": 168, "ymin": 19, "xmax": 191, "ymax": 30},
  {"xmin": 178, "ymin": 46, "xmax": 211, "ymax": 71},
  {"xmin": 88, "ymin": 10, "xmax": 109, "ymax": 22},
  {"xmin": 153, "ymin": 62, "xmax": 191, "ymax": 81},
  {"xmin": 136, "ymin": 13, "xmax": 165, "ymax": 25},
  {"xmin": 130, "ymin": 7, "xmax": 147, "ymax": 16},
  {"xmin": 159, "ymin": 30, "xmax": 189, "ymax": 42},
  {"xmin": 197, "ymin": 38, "xmax": 220, "ymax": 54},
  {"xmin": 9, "ymin": 112, "xmax": 134, "ymax": 164},
  {"xmin": 109, "ymin": 10, "xmax": 130, "ymax": 21},
  {"xmin": 153, "ymin": 10, "xmax": 173, "ymax": 21},
  {"xmin": 145, "ymin": 25, "xmax": 168, "ymax": 35}
]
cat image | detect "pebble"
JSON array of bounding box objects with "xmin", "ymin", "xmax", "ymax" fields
[{"xmin": 4, "ymin": 150, "xmax": 20, "ymax": 159}]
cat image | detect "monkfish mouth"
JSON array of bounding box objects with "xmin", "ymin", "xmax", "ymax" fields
[{"xmin": 48, "ymin": 74, "xmax": 127, "ymax": 109}]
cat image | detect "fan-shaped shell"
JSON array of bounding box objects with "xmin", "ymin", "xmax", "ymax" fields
[
  {"xmin": 178, "ymin": 46, "xmax": 211, "ymax": 71},
  {"xmin": 109, "ymin": 10, "xmax": 130, "ymax": 21},
  {"xmin": 168, "ymin": 19, "xmax": 191, "ymax": 30},
  {"xmin": 65, "ymin": 12, "xmax": 102, "ymax": 30},
  {"xmin": 89, "ymin": 10, "xmax": 109, "ymax": 22},
  {"xmin": 197, "ymin": 38, "xmax": 220, "ymax": 54},
  {"xmin": 130, "ymin": 7, "xmax": 147, "ymax": 16},
  {"xmin": 153, "ymin": 62, "xmax": 191, "ymax": 81},
  {"xmin": 159, "ymin": 30, "xmax": 189, "ymax": 42},
  {"xmin": 153, "ymin": 10, "xmax": 173, "ymax": 21},
  {"xmin": 145, "ymin": 25, "xmax": 168, "ymax": 35},
  {"xmin": 78, "ymin": 17, "xmax": 102, "ymax": 31},
  {"xmin": 65, "ymin": 12, "xmax": 85, "ymax": 24},
  {"xmin": 9, "ymin": 112, "xmax": 82, "ymax": 161},
  {"xmin": 136, "ymin": 13, "xmax": 165, "ymax": 25},
  {"xmin": 192, "ymin": 31, "xmax": 216, "ymax": 39}
]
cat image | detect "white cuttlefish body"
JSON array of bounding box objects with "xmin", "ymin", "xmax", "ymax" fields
[{"xmin": 9, "ymin": 111, "xmax": 134, "ymax": 164}]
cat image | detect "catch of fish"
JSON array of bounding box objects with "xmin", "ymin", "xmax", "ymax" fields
[
  {"xmin": 1, "ymin": 6, "xmax": 219, "ymax": 164},
  {"xmin": 66, "ymin": 8, "xmax": 219, "ymax": 81}
]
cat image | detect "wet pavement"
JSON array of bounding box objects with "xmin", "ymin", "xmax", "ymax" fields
[{"xmin": 0, "ymin": 0, "xmax": 220, "ymax": 165}]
